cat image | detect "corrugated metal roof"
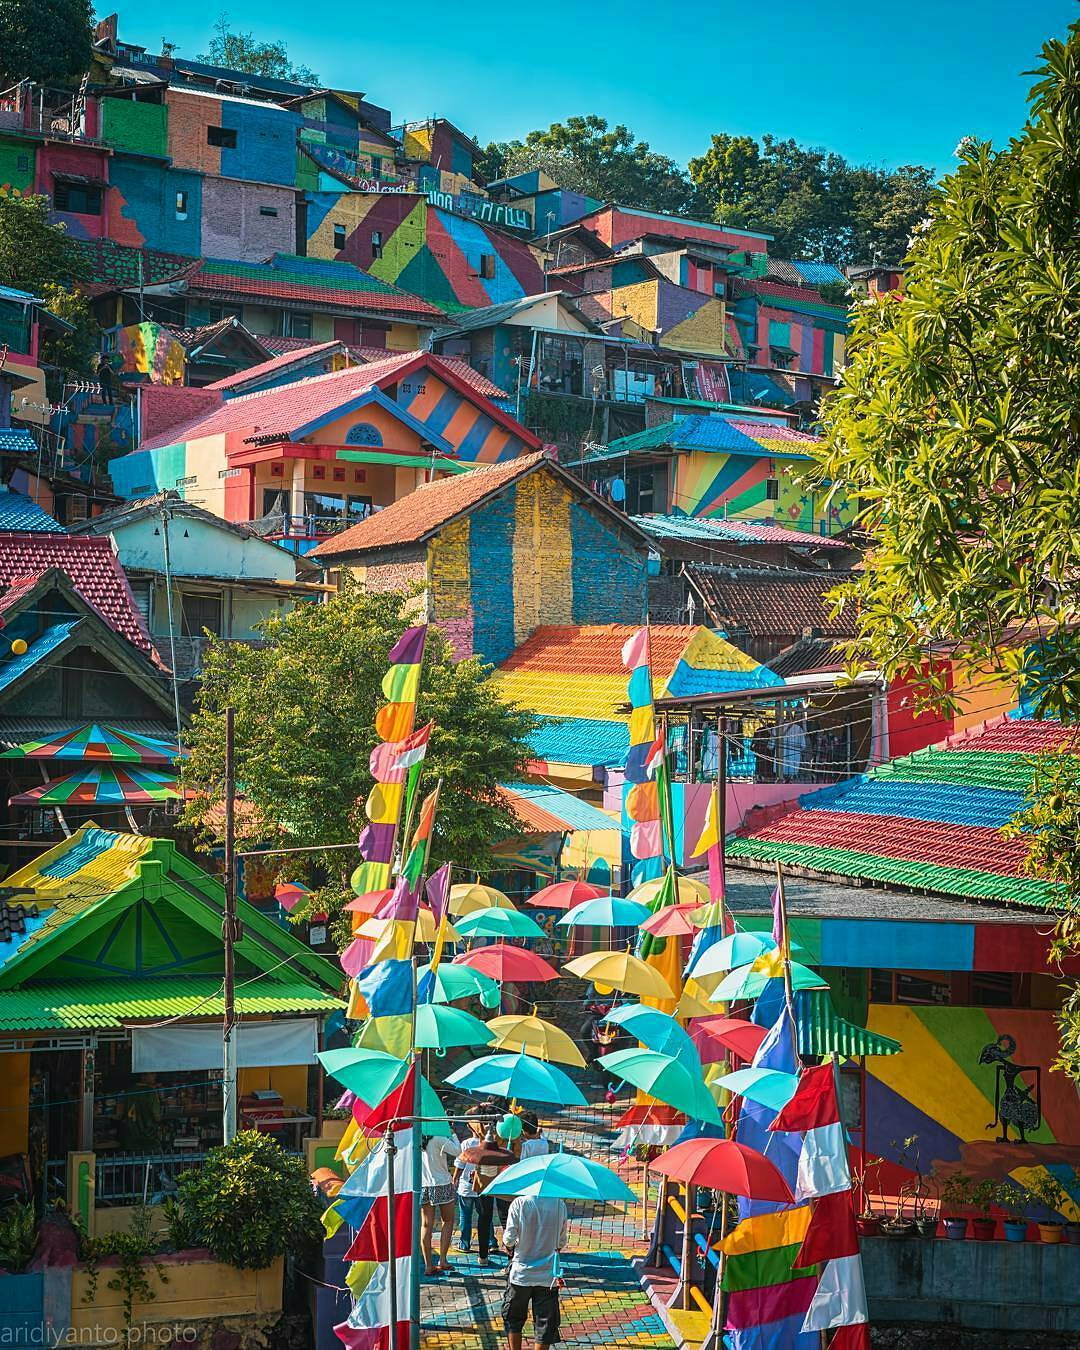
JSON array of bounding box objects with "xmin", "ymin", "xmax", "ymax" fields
[
  {"xmin": 528, "ymin": 716, "xmax": 630, "ymax": 768},
  {"xmin": 0, "ymin": 621, "xmax": 81, "ymax": 692},
  {"xmin": 501, "ymin": 782, "xmax": 619, "ymax": 833},
  {"xmin": 0, "ymin": 977, "xmax": 342, "ymax": 1031},
  {"xmin": 795, "ymin": 990, "xmax": 900, "ymax": 1058}
]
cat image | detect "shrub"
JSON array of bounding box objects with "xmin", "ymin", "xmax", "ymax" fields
[{"xmin": 173, "ymin": 1132, "xmax": 322, "ymax": 1269}]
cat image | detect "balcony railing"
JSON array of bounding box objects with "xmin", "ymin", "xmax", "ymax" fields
[{"xmin": 256, "ymin": 511, "xmax": 368, "ymax": 540}]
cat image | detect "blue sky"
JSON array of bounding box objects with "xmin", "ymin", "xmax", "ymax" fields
[{"xmin": 112, "ymin": 1, "xmax": 1075, "ymax": 175}]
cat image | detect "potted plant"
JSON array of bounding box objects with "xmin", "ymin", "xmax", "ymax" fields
[
  {"xmin": 1026, "ymin": 1170, "xmax": 1068, "ymax": 1244},
  {"xmin": 937, "ymin": 1171, "xmax": 973, "ymax": 1240},
  {"xmin": 997, "ymin": 1182, "xmax": 1030, "ymax": 1243},
  {"xmin": 852, "ymin": 1156, "xmax": 884, "ymax": 1236},
  {"xmin": 1062, "ymin": 1168, "xmax": 1080, "ymax": 1245},
  {"xmin": 0, "ymin": 1200, "xmax": 38, "ymax": 1273},
  {"xmin": 969, "ymin": 1177, "xmax": 998, "ymax": 1240},
  {"xmin": 895, "ymin": 1136, "xmax": 937, "ymax": 1237}
]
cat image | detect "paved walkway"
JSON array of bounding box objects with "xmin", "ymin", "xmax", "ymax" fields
[{"xmin": 419, "ymin": 1100, "xmax": 675, "ymax": 1350}]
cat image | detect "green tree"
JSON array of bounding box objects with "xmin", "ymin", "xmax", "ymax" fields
[
  {"xmin": 688, "ymin": 132, "xmax": 934, "ymax": 264},
  {"xmin": 198, "ymin": 14, "xmax": 319, "ymax": 83},
  {"xmin": 38, "ymin": 283, "xmax": 96, "ymax": 378},
  {"xmin": 497, "ymin": 116, "xmax": 694, "ymax": 215},
  {"xmin": 182, "ymin": 586, "xmax": 536, "ymax": 909},
  {"xmin": 0, "ymin": 0, "xmax": 92, "ymax": 89},
  {"xmin": 0, "ymin": 193, "xmax": 79, "ymax": 295}
]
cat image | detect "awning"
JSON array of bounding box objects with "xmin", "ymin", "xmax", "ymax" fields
[
  {"xmin": 0, "ymin": 722, "xmax": 181, "ymax": 764},
  {"xmin": 9, "ymin": 764, "xmax": 180, "ymax": 805},
  {"xmin": 133, "ymin": 1019, "xmax": 319, "ymax": 1071}
]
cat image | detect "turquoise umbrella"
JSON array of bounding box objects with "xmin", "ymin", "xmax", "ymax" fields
[
  {"xmin": 318, "ymin": 1048, "xmax": 407, "ymax": 1105},
  {"xmin": 557, "ymin": 896, "xmax": 651, "ymax": 928},
  {"xmin": 453, "ymin": 908, "xmax": 547, "ymax": 940},
  {"xmin": 415, "ymin": 1003, "xmax": 494, "ymax": 1051},
  {"xmin": 482, "ymin": 1148, "xmax": 636, "ymax": 1202},
  {"xmin": 714, "ymin": 1067, "xmax": 800, "ymax": 1112},
  {"xmin": 712, "ymin": 961, "xmax": 827, "ymax": 1003},
  {"xmin": 417, "ymin": 961, "xmax": 502, "ymax": 1008},
  {"xmin": 445, "ymin": 1052, "xmax": 588, "ymax": 1106},
  {"xmin": 598, "ymin": 1048, "xmax": 722, "ymax": 1124},
  {"xmin": 688, "ymin": 932, "xmax": 778, "ymax": 979},
  {"xmin": 602, "ymin": 1005, "xmax": 700, "ymax": 1068}
]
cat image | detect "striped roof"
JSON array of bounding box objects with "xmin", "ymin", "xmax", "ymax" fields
[
  {"xmin": 500, "ymin": 782, "xmax": 619, "ymax": 835},
  {"xmin": 728, "ymin": 716, "xmax": 1074, "ymax": 908},
  {"xmin": 599, "ymin": 415, "xmax": 819, "ymax": 462},
  {"xmin": 632, "ymin": 514, "xmax": 848, "ymax": 548}
]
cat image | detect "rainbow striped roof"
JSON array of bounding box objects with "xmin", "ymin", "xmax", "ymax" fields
[{"xmin": 728, "ymin": 715, "xmax": 1071, "ymax": 908}]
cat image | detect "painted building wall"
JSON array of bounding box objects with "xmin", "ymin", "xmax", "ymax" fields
[
  {"xmin": 426, "ymin": 471, "xmax": 647, "ymax": 664},
  {"xmin": 580, "ymin": 205, "xmax": 771, "ymax": 255},
  {"xmin": 164, "ymin": 90, "xmax": 300, "ymax": 186},
  {"xmin": 673, "ymin": 449, "xmax": 855, "ymax": 532},
  {"xmin": 605, "ymin": 280, "xmax": 730, "ymax": 356},
  {"xmin": 110, "ymin": 514, "xmax": 298, "ymax": 581},
  {"xmin": 392, "ymin": 369, "xmax": 534, "ymax": 463},
  {"xmin": 0, "ymin": 137, "xmax": 35, "ymax": 194},
  {"xmin": 36, "ymin": 141, "xmax": 111, "ymax": 240},
  {"xmin": 106, "ymin": 159, "xmax": 203, "ymax": 253},
  {"xmin": 100, "ymin": 99, "xmax": 168, "ymax": 157}
]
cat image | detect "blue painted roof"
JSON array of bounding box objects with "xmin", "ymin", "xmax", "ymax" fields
[
  {"xmin": 813, "ymin": 778, "xmax": 1025, "ymax": 829},
  {"xmin": 529, "ymin": 716, "xmax": 630, "ymax": 768},
  {"xmin": 0, "ymin": 621, "xmax": 80, "ymax": 692},
  {"xmin": 790, "ymin": 261, "xmax": 845, "ymax": 286},
  {"xmin": 501, "ymin": 782, "xmax": 618, "ymax": 833},
  {"xmin": 602, "ymin": 416, "xmax": 766, "ymax": 459},
  {"xmin": 0, "ymin": 487, "xmax": 64, "ymax": 533},
  {"xmin": 0, "ymin": 429, "xmax": 37, "ymax": 454},
  {"xmin": 665, "ymin": 658, "xmax": 783, "ymax": 697}
]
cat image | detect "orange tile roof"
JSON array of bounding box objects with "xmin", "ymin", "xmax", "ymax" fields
[
  {"xmin": 311, "ymin": 452, "xmax": 549, "ymax": 557},
  {"xmin": 498, "ymin": 624, "xmax": 700, "ymax": 681}
]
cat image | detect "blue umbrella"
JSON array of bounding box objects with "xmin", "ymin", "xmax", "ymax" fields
[
  {"xmin": 557, "ymin": 896, "xmax": 651, "ymax": 928},
  {"xmin": 445, "ymin": 1052, "xmax": 588, "ymax": 1106},
  {"xmin": 482, "ymin": 1148, "xmax": 636, "ymax": 1202},
  {"xmin": 602, "ymin": 1005, "xmax": 700, "ymax": 1068},
  {"xmin": 714, "ymin": 1066, "xmax": 800, "ymax": 1112},
  {"xmin": 688, "ymin": 932, "xmax": 778, "ymax": 980},
  {"xmin": 712, "ymin": 960, "xmax": 827, "ymax": 1003}
]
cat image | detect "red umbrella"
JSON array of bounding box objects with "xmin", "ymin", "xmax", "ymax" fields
[
  {"xmin": 343, "ymin": 889, "xmax": 394, "ymax": 915},
  {"xmin": 652, "ymin": 1138, "xmax": 793, "ymax": 1202},
  {"xmin": 527, "ymin": 880, "xmax": 606, "ymax": 910},
  {"xmin": 688, "ymin": 1016, "xmax": 769, "ymax": 1065},
  {"xmin": 640, "ymin": 902, "xmax": 703, "ymax": 938},
  {"xmin": 455, "ymin": 944, "xmax": 560, "ymax": 983}
]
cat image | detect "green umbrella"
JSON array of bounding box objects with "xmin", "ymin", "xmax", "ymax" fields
[
  {"xmin": 415, "ymin": 1003, "xmax": 494, "ymax": 1051},
  {"xmin": 417, "ymin": 961, "xmax": 501, "ymax": 1008},
  {"xmin": 453, "ymin": 908, "xmax": 547, "ymax": 940},
  {"xmin": 598, "ymin": 1048, "xmax": 722, "ymax": 1124},
  {"xmin": 318, "ymin": 1048, "xmax": 407, "ymax": 1105},
  {"xmin": 712, "ymin": 960, "xmax": 828, "ymax": 1003}
]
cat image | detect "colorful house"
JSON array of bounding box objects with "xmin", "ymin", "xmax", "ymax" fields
[
  {"xmin": 110, "ymin": 351, "xmax": 540, "ymax": 546},
  {"xmin": 494, "ymin": 781, "xmax": 623, "ymax": 887},
  {"xmin": 582, "ymin": 413, "xmax": 853, "ymax": 532},
  {"xmin": 729, "ymin": 274, "xmax": 849, "ymax": 411},
  {"xmin": 311, "ymin": 452, "xmax": 651, "ymax": 664},
  {"xmin": 725, "ymin": 714, "xmax": 1080, "ymax": 1201},
  {"xmin": 573, "ymin": 204, "xmax": 772, "ymax": 260}
]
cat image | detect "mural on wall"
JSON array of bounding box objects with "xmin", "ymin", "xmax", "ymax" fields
[
  {"xmin": 305, "ymin": 193, "xmax": 545, "ymax": 311},
  {"xmin": 674, "ymin": 449, "xmax": 855, "ymax": 531},
  {"xmin": 980, "ymin": 1034, "xmax": 1042, "ymax": 1144},
  {"xmin": 116, "ymin": 322, "xmax": 186, "ymax": 385},
  {"xmin": 392, "ymin": 369, "xmax": 533, "ymax": 465}
]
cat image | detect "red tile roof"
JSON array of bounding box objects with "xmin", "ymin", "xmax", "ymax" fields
[
  {"xmin": 727, "ymin": 421, "xmax": 823, "ymax": 447},
  {"xmin": 206, "ymin": 341, "xmax": 346, "ymax": 392},
  {"xmin": 687, "ymin": 565, "xmax": 857, "ymax": 641},
  {"xmin": 311, "ymin": 452, "xmax": 549, "ymax": 558},
  {"xmin": 0, "ymin": 535, "xmax": 155, "ymax": 656},
  {"xmin": 499, "ymin": 624, "xmax": 699, "ymax": 679}
]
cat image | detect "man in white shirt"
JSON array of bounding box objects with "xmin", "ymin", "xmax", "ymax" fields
[
  {"xmin": 518, "ymin": 1112, "xmax": 550, "ymax": 1161},
  {"xmin": 501, "ymin": 1194, "xmax": 568, "ymax": 1350}
]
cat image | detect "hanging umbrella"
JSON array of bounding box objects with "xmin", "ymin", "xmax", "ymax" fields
[
  {"xmin": 417, "ymin": 961, "xmax": 501, "ymax": 1008},
  {"xmin": 714, "ymin": 1067, "xmax": 800, "ymax": 1112},
  {"xmin": 651, "ymin": 1138, "xmax": 794, "ymax": 1202},
  {"xmin": 356, "ymin": 909, "xmax": 460, "ymax": 944},
  {"xmin": 454, "ymin": 908, "xmax": 546, "ymax": 940},
  {"xmin": 602, "ymin": 1005, "xmax": 699, "ymax": 1067},
  {"xmin": 318, "ymin": 1048, "xmax": 408, "ymax": 1105},
  {"xmin": 0, "ymin": 721, "xmax": 183, "ymax": 763},
  {"xmin": 688, "ymin": 1016, "xmax": 769, "ymax": 1065},
  {"xmin": 640, "ymin": 902, "xmax": 704, "ymax": 938},
  {"xmin": 415, "ymin": 1003, "xmax": 494, "ymax": 1051},
  {"xmin": 628, "ymin": 875, "xmax": 710, "ymax": 907},
  {"xmin": 482, "ymin": 1149, "xmax": 636, "ymax": 1202},
  {"xmin": 687, "ymin": 932, "xmax": 779, "ymax": 980},
  {"xmin": 486, "ymin": 1013, "xmax": 587, "ymax": 1067},
  {"xmin": 527, "ymin": 880, "xmax": 606, "ymax": 910},
  {"xmin": 449, "ymin": 883, "xmax": 515, "ymax": 916},
  {"xmin": 275, "ymin": 881, "xmax": 312, "ymax": 913},
  {"xmin": 712, "ymin": 960, "xmax": 827, "ymax": 1003},
  {"xmin": 445, "ymin": 1052, "xmax": 587, "ymax": 1106},
  {"xmin": 455, "ymin": 944, "xmax": 559, "ymax": 983},
  {"xmin": 676, "ymin": 978, "xmax": 720, "ymax": 1020},
  {"xmin": 597, "ymin": 1048, "xmax": 721, "ymax": 1124},
  {"xmin": 343, "ymin": 889, "xmax": 395, "ymax": 915},
  {"xmin": 9, "ymin": 764, "xmax": 180, "ymax": 805},
  {"xmin": 556, "ymin": 896, "xmax": 651, "ymax": 928},
  {"xmin": 349, "ymin": 1071, "xmax": 452, "ymax": 1137},
  {"xmin": 564, "ymin": 950, "xmax": 675, "ymax": 1001}
]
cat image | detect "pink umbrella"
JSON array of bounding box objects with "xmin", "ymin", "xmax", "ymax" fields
[
  {"xmin": 688, "ymin": 1016, "xmax": 769, "ymax": 1065},
  {"xmin": 527, "ymin": 880, "xmax": 606, "ymax": 910},
  {"xmin": 640, "ymin": 902, "xmax": 703, "ymax": 938},
  {"xmin": 455, "ymin": 944, "xmax": 560, "ymax": 983}
]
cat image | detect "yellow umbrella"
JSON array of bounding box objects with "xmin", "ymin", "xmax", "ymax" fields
[
  {"xmin": 564, "ymin": 950, "xmax": 675, "ymax": 1002},
  {"xmin": 628, "ymin": 875, "xmax": 710, "ymax": 907},
  {"xmin": 486, "ymin": 1012, "xmax": 587, "ymax": 1068},
  {"xmin": 357, "ymin": 911, "xmax": 460, "ymax": 944},
  {"xmin": 676, "ymin": 976, "xmax": 722, "ymax": 1019},
  {"xmin": 449, "ymin": 883, "xmax": 516, "ymax": 916}
]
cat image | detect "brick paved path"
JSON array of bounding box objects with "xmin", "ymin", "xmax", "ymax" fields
[{"xmin": 420, "ymin": 1099, "xmax": 674, "ymax": 1350}]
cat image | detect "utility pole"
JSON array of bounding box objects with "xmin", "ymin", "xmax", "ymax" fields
[{"xmin": 223, "ymin": 707, "xmax": 239, "ymax": 1143}]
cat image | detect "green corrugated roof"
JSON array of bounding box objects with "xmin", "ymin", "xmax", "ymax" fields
[
  {"xmin": 337, "ymin": 450, "xmax": 470, "ymax": 473},
  {"xmin": 873, "ymin": 749, "xmax": 1033, "ymax": 792},
  {"xmin": 796, "ymin": 991, "xmax": 900, "ymax": 1059},
  {"xmin": 0, "ymin": 977, "xmax": 342, "ymax": 1031}
]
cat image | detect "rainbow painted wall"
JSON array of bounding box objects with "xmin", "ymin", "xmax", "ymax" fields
[{"xmin": 674, "ymin": 448, "xmax": 855, "ymax": 530}]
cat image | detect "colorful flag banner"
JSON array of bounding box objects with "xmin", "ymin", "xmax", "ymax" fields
[{"xmin": 622, "ymin": 627, "xmax": 666, "ymax": 877}]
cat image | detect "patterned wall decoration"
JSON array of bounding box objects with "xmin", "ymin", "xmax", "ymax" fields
[
  {"xmin": 672, "ymin": 448, "xmax": 852, "ymax": 530},
  {"xmin": 607, "ymin": 279, "xmax": 730, "ymax": 357},
  {"xmin": 305, "ymin": 193, "xmax": 545, "ymax": 311},
  {"xmin": 116, "ymin": 322, "xmax": 186, "ymax": 384},
  {"xmin": 392, "ymin": 366, "xmax": 534, "ymax": 463},
  {"xmin": 0, "ymin": 137, "xmax": 35, "ymax": 194}
]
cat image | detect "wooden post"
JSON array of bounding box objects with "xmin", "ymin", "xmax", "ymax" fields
[{"xmin": 77, "ymin": 1046, "xmax": 94, "ymax": 1151}]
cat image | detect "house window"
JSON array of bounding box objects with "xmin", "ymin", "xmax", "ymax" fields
[
  {"xmin": 312, "ymin": 464, "xmax": 326, "ymax": 480},
  {"xmin": 479, "ymin": 253, "xmax": 496, "ymax": 280},
  {"xmin": 332, "ymin": 466, "xmax": 346, "ymax": 482},
  {"xmin": 16, "ymin": 155, "xmax": 28, "ymax": 172},
  {"xmin": 353, "ymin": 469, "xmax": 366, "ymax": 483},
  {"xmin": 275, "ymin": 311, "xmax": 313, "ymax": 338},
  {"xmin": 175, "ymin": 190, "xmax": 188, "ymax": 217},
  {"xmin": 201, "ymin": 304, "xmax": 243, "ymax": 324},
  {"xmin": 765, "ymin": 478, "xmax": 780, "ymax": 501},
  {"xmin": 333, "ymin": 223, "xmax": 347, "ymax": 249},
  {"xmin": 259, "ymin": 205, "xmax": 279, "ymax": 217},
  {"xmin": 181, "ymin": 592, "xmax": 223, "ymax": 637},
  {"xmin": 371, "ymin": 231, "xmax": 383, "ymax": 260},
  {"xmin": 207, "ymin": 125, "xmax": 237, "ymax": 149},
  {"xmin": 262, "ymin": 488, "xmax": 286, "ymax": 517},
  {"xmin": 348, "ymin": 495, "xmax": 373, "ymax": 518},
  {"xmin": 53, "ymin": 180, "xmax": 102, "ymax": 214}
]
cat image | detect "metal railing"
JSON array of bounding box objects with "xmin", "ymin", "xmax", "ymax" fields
[{"xmin": 47, "ymin": 1147, "xmax": 303, "ymax": 1207}]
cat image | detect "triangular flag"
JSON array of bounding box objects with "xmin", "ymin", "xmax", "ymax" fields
[
  {"xmin": 771, "ymin": 1064, "xmax": 842, "ymax": 1132},
  {"xmin": 691, "ymin": 788, "xmax": 720, "ymax": 857}
]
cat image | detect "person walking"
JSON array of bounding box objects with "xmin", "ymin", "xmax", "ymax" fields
[
  {"xmin": 501, "ymin": 1194, "xmax": 568, "ymax": 1350},
  {"xmin": 421, "ymin": 1129, "xmax": 461, "ymax": 1276},
  {"xmin": 454, "ymin": 1104, "xmax": 488, "ymax": 1255},
  {"xmin": 518, "ymin": 1112, "xmax": 550, "ymax": 1161},
  {"xmin": 469, "ymin": 1130, "xmax": 516, "ymax": 1266}
]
